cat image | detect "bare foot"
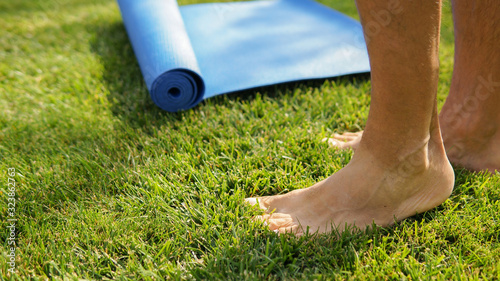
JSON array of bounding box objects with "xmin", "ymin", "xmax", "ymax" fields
[
  {"xmin": 245, "ymin": 0, "xmax": 455, "ymax": 237},
  {"xmin": 325, "ymin": 104, "xmax": 500, "ymax": 173},
  {"xmin": 246, "ymin": 140, "xmax": 454, "ymax": 236},
  {"xmin": 323, "ymin": 131, "xmax": 363, "ymax": 151},
  {"xmin": 324, "ymin": 94, "xmax": 500, "ymax": 173},
  {"xmin": 326, "ymin": 114, "xmax": 500, "ymax": 173}
]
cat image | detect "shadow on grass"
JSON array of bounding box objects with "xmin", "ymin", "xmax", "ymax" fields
[
  {"xmin": 88, "ymin": 22, "xmax": 174, "ymax": 128},
  {"xmin": 89, "ymin": 21, "xmax": 370, "ymax": 128},
  {"xmin": 188, "ymin": 222, "xmax": 396, "ymax": 279},
  {"xmin": 208, "ymin": 71, "xmax": 370, "ymax": 103}
]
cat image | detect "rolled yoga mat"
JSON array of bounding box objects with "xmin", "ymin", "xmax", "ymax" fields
[{"xmin": 117, "ymin": 0, "xmax": 370, "ymax": 112}]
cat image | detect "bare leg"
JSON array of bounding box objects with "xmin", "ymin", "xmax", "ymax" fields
[
  {"xmin": 439, "ymin": 0, "xmax": 500, "ymax": 173},
  {"xmin": 330, "ymin": 1, "xmax": 500, "ymax": 173},
  {"xmin": 246, "ymin": 0, "xmax": 454, "ymax": 235}
]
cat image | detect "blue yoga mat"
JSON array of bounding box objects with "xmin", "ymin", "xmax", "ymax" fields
[{"xmin": 117, "ymin": 0, "xmax": 370, "ymax": 112}]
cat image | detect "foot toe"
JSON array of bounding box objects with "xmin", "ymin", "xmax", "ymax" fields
[
  {"xmin": 344, "ymin": 132, "xmax": 363, "ymax": 137},
  {"xmin": 245, "ymin": 197, "xmax": 271, "ymax": 211},
  {"xmin": 277, "ymin": 225, "xmax": 303, "ymax": 236},
  {"xmin": 333, "ymin": 133, "xmax": 356, "ymax": 141},
  {"xmin": 258, "ymin": 213, "xmax": 298, "ymax": 232},
  {"xmin": 327, "ymin": 139, "xmax": 342, "ymax": 146},
  {"xmin": 245, "ymin": 197, "xmax": 258, "ymax": 206}
]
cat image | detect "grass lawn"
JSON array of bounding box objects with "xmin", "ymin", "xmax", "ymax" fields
[{"xmin": 1, "ymin": 0, "xmax": 500, "ymax": 279}]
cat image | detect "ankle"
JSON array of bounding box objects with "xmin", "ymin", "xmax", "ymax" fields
[
  {"xmin": 356, "ymin": 130, "xmax": 445, "ymax": 172},
  {"xmin": 440, "ymin": 102, "xmax": 499, "ymax": 153}
]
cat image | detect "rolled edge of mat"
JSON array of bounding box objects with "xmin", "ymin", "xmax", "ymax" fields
[
  {"xmin": 151, "ymin": 69, "xmax": 205, "ymax": 112},
  {"xmin": 116, "ymin": 0, "xmax": 205, "ymax": 112}
]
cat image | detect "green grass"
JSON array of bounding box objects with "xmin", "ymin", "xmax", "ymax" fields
[{"xmin": 1, "ymin": 0, "xmax": 499, "ymax": 279}]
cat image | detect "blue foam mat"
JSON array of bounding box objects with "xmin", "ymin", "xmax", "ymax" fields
[{"xmin": 117, "ymin": 0, "xmax": 370, "ymax": 112}]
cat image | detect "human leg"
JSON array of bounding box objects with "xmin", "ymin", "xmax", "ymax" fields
[
  {"xmin": 246, "ymin": 0, "xmax": 454, "ymax": 235},
  {"xmin": 439, "ymin": 0, "xmax": 500, "ymax": 173},
  {"xmin": 329, "ymin": 1, "xmax": 500, "ymax": 173}
]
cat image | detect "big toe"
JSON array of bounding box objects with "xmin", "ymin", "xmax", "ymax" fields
[{"xmin": 245, "ymin": 197, "xmax": 271, "ymax": 211}]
